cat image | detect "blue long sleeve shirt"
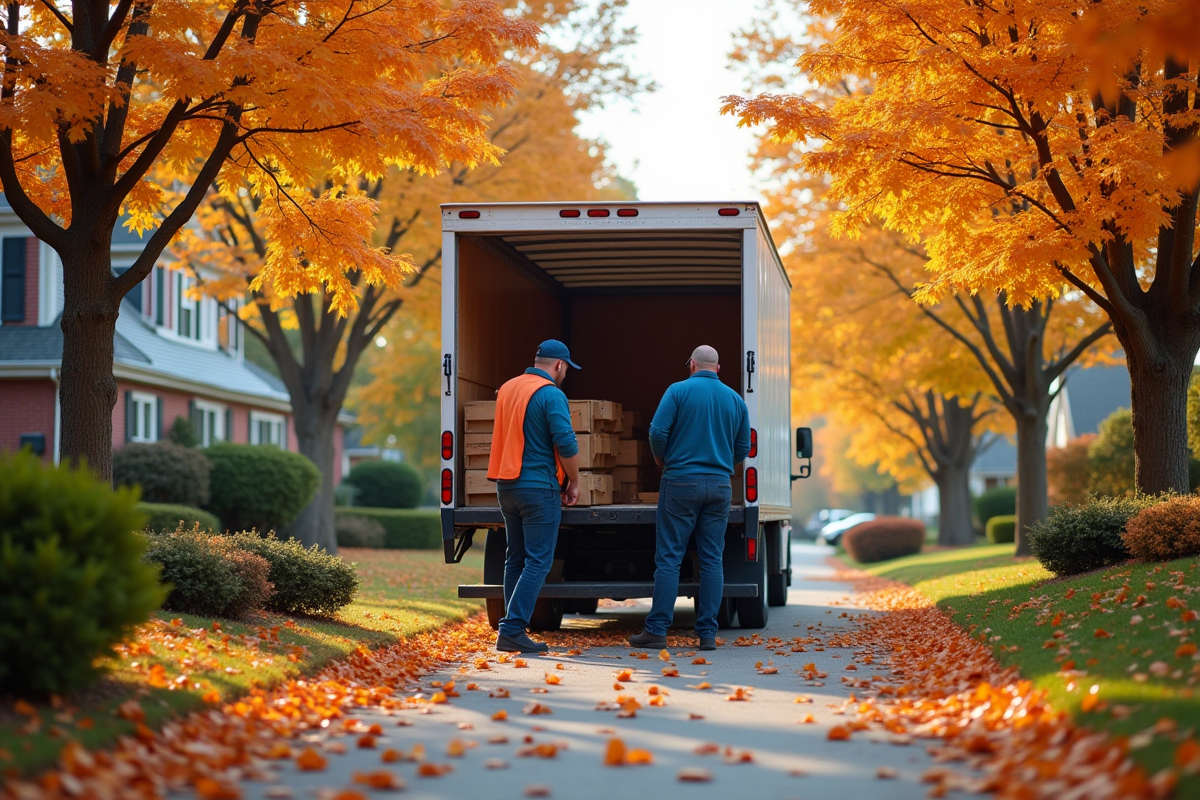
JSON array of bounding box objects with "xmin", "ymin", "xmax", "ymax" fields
[
  {"xmin": 496, "ymin": 368, "xmax": 579, "ymax": 491},
  {"xmin": 649, "ymin": 370, "xmax": 751, "ymax": 479}
]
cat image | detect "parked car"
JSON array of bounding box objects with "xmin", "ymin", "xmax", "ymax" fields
[
  {"xmin": 819, "ymin": 513, "xmax": 877, "ymax": 547},
  {"xmin": 801, "ymin": 508, "xmax": 855, "ymax": 539}
]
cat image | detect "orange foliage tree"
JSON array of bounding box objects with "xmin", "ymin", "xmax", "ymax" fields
[
  {"xmin": 724, "ymin": 0, "xmax": 1200, "ymax": 499},
  {"xmin": 0, "ymin": 0, "xmax": 537, "ymax": 480}
]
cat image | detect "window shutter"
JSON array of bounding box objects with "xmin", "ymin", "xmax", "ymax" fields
[
  {"xmin": 224, "ymin": 407, "xmax": 233, "ymax": 443},
  {"xmin": 124, "ymin": 391, "xmax": 133, "ymax": 443},
  {"xmin": 155, "ymin": 267, "xmax": 165, "ymax": 326},
  {"xmin": 248, "ymin": 412, "xmax": 254, "ymax": 444},
  {"xmin": 156, "ymin": 396, "xmax": 163, "ymax": 442},
  {"xmin": 188, "ymin": 399, "xmax": 199, "ymax": 442},
  {"xmin": 1, "ymin": 237, "xmax": 28, "ymax": 322},
  {"xmin": 280, "ymin": 419, "xmax": 288, "ymax": 450}
]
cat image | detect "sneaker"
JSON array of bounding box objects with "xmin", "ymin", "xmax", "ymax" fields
[
  {"xmin": 496, "ymin": 632, "xmax": 549, "ymax": 653},
  {"xmin": 627, "ymin": 629, "xmax": 668, "ymax": 648},
  {"xmin": 698, "ymin": 637, "xmax": 717, "ymax": 651}
]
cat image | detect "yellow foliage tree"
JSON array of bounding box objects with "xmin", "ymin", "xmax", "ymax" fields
[
  {"xmin": 724, "ymin": 0, "xmax": 1200, "ymax": 499},
  {"xmin": 0, "ymin": 0, "xmax": 537, "ymax": 479}
]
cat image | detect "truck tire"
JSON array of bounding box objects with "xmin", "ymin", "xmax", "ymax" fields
[
  {"xmin": 566, "ymin": 598, "xmax": 599, "ymax": 615},
  {"xmin": 529, "ymin": 598, "xmax": 564, "ymax": 632},
  {"xmin": 484, "ymin": 530, "xmax": 506, "ymax": 631},
  {"xmin": 767, "ymin": 527, "xmax": 791, "ymax": 607},
  {"xmin": 486, "ymin": 599, "xmax": 504, "ymax": 630},
  {"xmin": 693, "ymin": 596, "xmax": 737, "ymax": 629},
  {"xmin": 737, "ymin": 557, "xmax": 769, "ymax": 628}
]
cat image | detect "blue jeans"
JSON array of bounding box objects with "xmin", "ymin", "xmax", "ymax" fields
[
  {"xmin": 645, "ymin": 475, "xmax": 731, "ymax": 639},
  {"xmin": 497, "ymin": 488, "xmax": 561, "ymax": 638}
]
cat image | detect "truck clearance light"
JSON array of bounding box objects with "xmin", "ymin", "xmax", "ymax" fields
[
  {"xmin": 617, "ymin": 208, "xmax": 638, "ymax": 217},
  {"xmin": 441, "ymin": 469, "xmax": 453, "ymax": 505},
  {"xmin": 559, "ymin": 209, "xmax": 581, "ymax": 218},
  {"xmin": 718, "ymin": 208, "xmax": 740, "ymax": 216},
  {"xmin": 458, "ymin": 210, "xmax": 480, "ymax": 219},
  {"xmin": 441, "ymin": 430, "xmax": 453, "ymax": 460},
  {"xmin": 745, "ymin": 467, "xmax": 758, "ymax": 503},
  {"xmin": 749, "ymin": 428, "xmax": 758, "ymax": 458},
  {"xmin": 746, "ymin": 535, "xmax": 758, "ymax": 561},
  {"xmin": 587, "ymin": 209, "xmax": 610, "ymax": 218}
]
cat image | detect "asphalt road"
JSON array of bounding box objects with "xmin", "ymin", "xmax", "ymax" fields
[{"xmin": 241, "ymin": 543, "xmax": 953, "ymax": 800}]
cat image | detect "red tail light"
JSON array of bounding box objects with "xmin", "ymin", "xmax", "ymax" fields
[
  {"xmin": 745, "ymin": 467, "xmax": 758, "ymax": 503},
  {"xmin": 617, "ymin": 208, "xmax": 638, "ymax": 217},
  {"xmin": 587, "ymin": 208, "xmax": 610, "ymax": 217},
  {"xmin": 458, "ymin": 210, "xmax": 480, "ymax": 219},
  {"xmin": 749, "ymin": 428, "xmax": 757, "ymax": 458},
  {"xmin": 559, "ymin": 209, "xmax": 580, "ymax": 218},
  {"xmin": 718, "ymin": 208, "xmax": 740, "ymax": 217},
  {"xmin": 746, "ymin": 536, "xmax": 758, "ymax": 561},
  {"xmin": 441, "ymin": 469, "xmax": 453, "ymax": 505},
  {"xmin": 441, "ymin": 430, "xmax": 453, "ymax": 460}
]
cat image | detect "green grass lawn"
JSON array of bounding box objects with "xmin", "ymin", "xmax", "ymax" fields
[
  {"xmin": 848, "ymin": 545, "xmax": 1200, "ymax": 788},
  {"xmin": 0, "ymin": 547, "xmax": 484, "ymax": 777}
]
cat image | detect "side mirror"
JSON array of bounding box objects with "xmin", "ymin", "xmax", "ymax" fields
[{"xmin": 796, "ymin": 427, "xmax": 813, "ymax": 459}]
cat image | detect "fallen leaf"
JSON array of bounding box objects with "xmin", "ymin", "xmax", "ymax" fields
[
  {"xmin": 514, "ymin": 659, "xmax": 528, "ymax": 668},
  {"xmin": 523, "ymin": 702, "xmax": 552, "ymax": 715},
  {"xmin": 662, "ymin": 667, "xmax": 679, "ymax": 677},
  {"xmin": 626, "ymin": 748, "xmax": 654, "ymax": 764},
  {"xmin": 678, "ymin": 767, "xmax": 713, "ymax": 782},
  {"xmin": 660, "ymin": 649, "xmax": 671, "ymax": 661},
  {"xmin": 616, "ymin": 669, "xmax": 633, "ymax": 682},
  {"xmin": 296, "ymin": 748, "xmax": 328, "ymax": 772},
  {"xmin": 545, "ymin": 673, "xmax": 562, "ymax": 685},
  {"xmin": 692, "ymin": 657, "xmax": 710, "ymax": 665},
  {"xmin": 194, "ymin": 778, "xmax": 241, "ymax": 800},
  {"xmin": 727, "ymin": 687, "xmax": 751, "ymax": 701},
  {"xmin": 492, "ymin": 709, "xmax": 508, "ymax": 721},
  {"xmin": 485, "ymin": 758, "xmax": 509, "ymax": 769},
  {"xmin": 604, "ymin": 738, "xmax": 627, "ymax": 766},
  {"xmin": 524, "ymin": 786, "xmax": 551, "ymax": 798},
  {"xmin": 876, "ymin": 767, "xmax": 898, "ymax": 780},
  {"xmin": 356, "ymin": 734, "xmax": 376, "ymax": 749},
  {"xmin": 417, "ymin": 763, "xmax": 453, "ymax": 778},
  {"xmin": 489, "ymin": 688, "xmax": 511, "ymax": 698},
  {"xmin": 828, "ymin": 726, "xmax": 851, "ymax": 741},
  {"xmin": 800, "ymin": 714, "xmax": 816, "ymax": 724},
  {"xmin": 352, "ymin": 771, "xmax": 404, "ymax": 790},
  {"xmin": 694, "ymin": 743, "xmax": 720, "ymax": 755}
]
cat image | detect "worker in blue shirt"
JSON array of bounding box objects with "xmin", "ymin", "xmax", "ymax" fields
[{"xmin": 629, "ymin": 345, "xmax": 750, "ymax": 651}]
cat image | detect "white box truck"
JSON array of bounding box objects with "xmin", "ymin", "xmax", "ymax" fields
[{"xmin": 438, "ymin": 201, "xmax": 811, "ymax": 631}]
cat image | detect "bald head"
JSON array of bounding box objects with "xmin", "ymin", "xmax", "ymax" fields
[{"xmin": 690, "ymin": 345, "xmax": 719, "ymax": 369}]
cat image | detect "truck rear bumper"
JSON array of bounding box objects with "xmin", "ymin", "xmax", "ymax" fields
[
  {"xmin": 458, "ymin": 582, "xmax": 758, "ymax": 599},
  {"xmin": 450, "ymin": 504, "xmax": 748, "ymax": 527}
]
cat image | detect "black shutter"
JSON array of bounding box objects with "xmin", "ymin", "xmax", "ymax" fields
[
  {"xmin": 1, "ymin": 238, "xmax": 27, "ymax": 322},
  {"xmin": 124, "ymin": 391, "xmax": 133, "ymax": 443},
  {"xmin": 156, "ymin": 396, "xmax": 163, "ymax": 442},
  {"xmin": 188, "ymin": 399, "xmax": 199, "ymax": 443},
  {"xmin": 155, "ymin": 267, "xmax": 165, "ymax": 326},
  {"xmin": 224, "ymin": 407, "xmax": 233, "ymax": 444}
]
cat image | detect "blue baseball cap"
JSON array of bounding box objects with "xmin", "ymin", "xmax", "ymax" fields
[{"xmin": 536, "ymin": 339, "xmax": 581, "ymax": 369}]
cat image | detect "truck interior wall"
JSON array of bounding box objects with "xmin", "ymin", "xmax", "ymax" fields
[{"xmin": 567, "ymin": 293, "xmax": 742, "ymax": 424}]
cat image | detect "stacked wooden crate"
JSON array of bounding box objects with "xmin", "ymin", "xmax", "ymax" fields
[
  {"xmin": 463, "ymin": 401, "xmax": 497, "ymax": 506},
  {"xmin": 613, "ymin": 409, "xmax": 654, "ymax": 504}
]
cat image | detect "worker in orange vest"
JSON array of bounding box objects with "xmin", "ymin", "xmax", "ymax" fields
[{"xmin": 488, "ymin": 340, "xmax": 581, "ymax": 653}]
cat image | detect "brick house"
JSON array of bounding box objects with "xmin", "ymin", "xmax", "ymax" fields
[{"xmin": 0, "ymin": 196, "xmax": 346, "ymax": 479}]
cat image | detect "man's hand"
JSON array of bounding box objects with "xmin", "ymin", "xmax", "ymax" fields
[{"xmin": 562, "ymin": 478, "xmax": 580, "ymax": 507}]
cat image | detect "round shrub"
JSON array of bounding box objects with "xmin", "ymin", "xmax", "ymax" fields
[
  {"xmin": 843, "ymin": 517, "xmax": 925, "ymax": 563},
  {"xmin": 138, "ymin": 502, "xmax": 220, "ymax": 533},
  {"xmin": 114, "ymin": 441, "xmax": 210, "ymax": 507},
  {"xmin": 204, "ymin": 443, "xmax": 319, "ymax": 534},
  {"xmin": 214, "ymin": 543, "xmax": 274, "ymax": 619},
  {"xmin": 973, "ymin": 486, "xmax": 1016, "ymax": 528},
  {"xmin": 167, "ymin": 416, "xmax": 199, "ymax": 448},
  {"xmin": 142, "ymin": 528, "xmax": 243, "ymax": 617},
  {"xmin": 1028, "ymin": 495, "xmax": 1161, "ymax": 577},
  {"xmin": 0, "ymin": 450, "xmax": 166, "ymax": 696},
  {"xmin": 986, "ymin": 514, "xmax": 1016, "ymax": 544},
  {"xmin": 1122, "ymin": 495, "xmax": 1200, "ymax": 562},
  {"xmin": 335, "ymin": 513, "xmax": 386, "ymax": 548},
  {"xmin": 344, "ymin": 460, "xmax": 423, "ymax": 509},
  {"xmin": 229, "ymin": 532, "xmax": 358, "ymax": 616}
]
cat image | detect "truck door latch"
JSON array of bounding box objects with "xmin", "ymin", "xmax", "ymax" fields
[
  {"xmin": 746, "ymin": 350, "xmax": 756, "ymax": 394},
  {"xmin": 442, "ymin": 354, "xmax": 452, "ymax": 396}
]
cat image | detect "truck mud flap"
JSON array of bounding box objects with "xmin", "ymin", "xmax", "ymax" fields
[{"xmin": 458, "ymin": 582, "xmax": 759, "ymax": 600}]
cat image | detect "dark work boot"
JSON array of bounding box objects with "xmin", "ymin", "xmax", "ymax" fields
[
  {"xmin": 627, "ymin": 629, "xmax": 668, "ymax": 648},
  {"xmin": 698, "ymin": 637, "xmax": 717, "ymax": 651},
  {"xmin": 496, "ymin": 631, "xmax": 549, "ymax": 653}
]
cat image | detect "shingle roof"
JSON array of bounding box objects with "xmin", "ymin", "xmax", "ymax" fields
[
  {"xmin": 1062, "ymin": 364, "xmax": 1131, "ymax": 436},
  {"xmin": 973, "ymin": 435, "xmax": 1017, "ymax": 475}
]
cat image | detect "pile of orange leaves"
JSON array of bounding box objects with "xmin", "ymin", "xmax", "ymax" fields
[{"xmin": 832, "ymin": 564, "xmax": 1194, "ymax": 799}]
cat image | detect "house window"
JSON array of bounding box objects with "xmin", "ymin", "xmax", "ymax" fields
[
  {"xmin": 249, "ymin": 411, "xmax": 286, "ymax": 449},
  {"xmin": 128, "ymin": 392, "xmax": 159, "ymax": 443},
  {"xmin": 2, "ymin": 237, "xmax": 28, "ymax": 322},
  {"xmin": 192, "ymin": 400, "xmax": 226, "ymax": 447},
  {"xmin": 218, "ymin": 299, "xmax": 242, "ymax": 355},
  {"xmin": 176, "ymin": 272, "xmax": 200, "ymax": 340}
]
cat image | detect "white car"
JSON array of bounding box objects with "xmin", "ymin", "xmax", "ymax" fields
[{"xmin": 819, "ymin": 513, "xmax": 876, "ymax": 547}]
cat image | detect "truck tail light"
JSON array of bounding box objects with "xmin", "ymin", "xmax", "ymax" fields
[
  {"xmin": 441, "ymin": 469, "xmax": 453, "ymax": 505},
  {"xmin": 441, "ymin": 430, "xmax": 453, "ymax": 460},
  {"xmin": 587, "ymin": 208, "xmax": 610, "ymax": 217},
  {"xmin": 458, "ymin": 210, "xmax": 480, "ymax": 219},
  {"xmin": 745, "ymin": 467, "xmax": 758, "ymax": 503},
  {"xmin": 746, "ymin": 535, "xmax": 758, "ymax": 561},
  {"xmin": 617, "ymin": 208, "xmax": 638, "ymax": 217},
  {"xmin": 718, "ymin": 208, "xmax": 740, "ymax": 216},
  {"xmin": 749, "ymin": 428, "xmax": 757, "ymax": 458},
  {"xmin": 559, "ymin": 209, "xmax": 580, "ymax": 218}
]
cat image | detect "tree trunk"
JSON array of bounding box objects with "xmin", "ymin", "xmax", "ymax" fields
[
  {"xmin": 1013, "ymin": 404, "xmax": 1049, "ymax": 557},
  {"xmin": 291, "ymin": 407, "xmax": 339, "ymax": 553},
  {"xmin": 57, "ymin": 245, "xmax": 121, "ymax": 481},
  {"xmin": 1126, "ymin": 349, "xmax": 1193, "ymax": 495},
  {"xmin": 934, "ymin": 464, "xmax": 975, "ymax": 546}
]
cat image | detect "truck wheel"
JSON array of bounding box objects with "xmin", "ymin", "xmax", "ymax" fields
[
  {"xmin": 566, "ymin": 598, "xmax": 599, "ymax": 615},
  {"xmin": 529, "ymin": 598, "xmax": 564, "ymax": 632},
  {"xmin": 693, "ymin": 596, "xmax": 737, "ymax": 629},
  {"xmin": 767, "ymin": 572, "xmax": 788, "ymax": 607},
  {"xmin": 737, "ymin": 558, "xmax": 769, "ymax": 628},
  {"xmin": 483, "ymin": 530, "xmax": 506, "ymax": 630},
  {"xmin": 486, "ymin": 599, "xmax": 504, "ymax": 630}
]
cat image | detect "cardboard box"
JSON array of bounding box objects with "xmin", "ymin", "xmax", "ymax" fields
[
  {"xmin": 619, "ymin": 409, "xmax": 643, "ymax": 440},
  {"xmin": 576, "ymin": 471, "xmax": 614, "ymax": 507},
  {"xmin": 464, "ymin": 469, "xmax": 498, "ymax": 506},
  {"xmin": 576, "ymin": 433, "xmax": 619, "ymax": 470},
  {"xmin": 617, "ymin": 440, "xmax": 650, "ymax": 467},
  {"xmin": 570, "ymin": 399, "xmax": 622, "ymax": 433},
  {"xmin": 464, "ymin": 401, "xmax": 496, "ymax": 433},
  {"xmin": 464, "ymin": 434, "xmax": 492, "ymax": 459},
  {"xmin": 636, "ymin": 492, "xmax": 659, "ymax": 504},
  {"xmin": 465, "ymin": 453, "xmax": 491, "ymax": 469}
]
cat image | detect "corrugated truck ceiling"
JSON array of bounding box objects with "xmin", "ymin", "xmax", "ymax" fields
[{"xmin": 499, "ymin": 230, "xmax": 742, "ymax": 289}]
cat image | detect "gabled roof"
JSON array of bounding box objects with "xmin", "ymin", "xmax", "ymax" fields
[
  {"xmin": 1061, "ymin": 364, "xmax": 1131, "ymax": 436},
  {"xmin": 0, "ymin": 318, "xmax": 150, "ymax": 364}
]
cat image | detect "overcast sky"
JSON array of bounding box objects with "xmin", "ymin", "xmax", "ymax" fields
[{"xmin": 575, "ymin": 0, "xmax": 766, "ymax": 203}]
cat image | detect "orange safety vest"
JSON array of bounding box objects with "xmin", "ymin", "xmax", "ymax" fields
[{"xmin": 487, "ymin": 373, "xmax": 567, "ymax": 486}]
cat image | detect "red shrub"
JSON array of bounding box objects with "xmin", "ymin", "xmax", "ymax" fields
[
  {"xmin": 843, "ymin": 517, "xmax": 925, "ymax": 563},
  {"xmin": 1048, "ymin": 434, "xmax": 1096, "ymax": 507},
  {"xmin": 1122, "ymin": 496, "xmax": 1200, "ymax": 561}
]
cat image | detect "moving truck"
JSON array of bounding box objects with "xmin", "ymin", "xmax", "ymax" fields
[{"xmin": 439, "ymin": 201, "xmax": 811, "ymax": 631}]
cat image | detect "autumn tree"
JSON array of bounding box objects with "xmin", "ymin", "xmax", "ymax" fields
[
  {"xmin": 181, "ymin": 0, "xmax": 647, "ymax": 548},
  {"xmin": 0, "ymin": 0, "xmax": 537, "ymax": 481},
  {"xmin": 725, "ymin": 0, "xmax": 1200, "ymax": 498}
]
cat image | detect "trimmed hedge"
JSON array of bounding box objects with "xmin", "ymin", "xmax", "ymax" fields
[
  {"xmin": 344, "ymin": 460, "xmax": 423, "ymax": 509},
  {"xmin": 336, "ymin": 508, "xmax": 441, "ymax": 549},
  {"xmin": 335, "ymin": 514, "xmax": 386, "ymax": 548},
  {"xmin": 974, "ymin": 486, "xmax": 1016, "ymax": 528},
  {"xmin": 114, "ymin": 441, "xmax": 210, "ymax": 507},
  {"xmin": 843, "ymin": 516, "xmax": 924, "ymax": 563},
  {"xmin": 142, "ymin": 527, "xmax": 255, "ymax": 617},
  {"xmin": 228, "ymin": 532, "xmax": 358, "ymax": 616},
  {"xmin": 986, "ymin": 514, "xmax": 1016, "ymax": 544},
  {"xmin": 138, "ymin": 502, "xmax": 221, "ymax": 533},
  {"xmin": 204, "ymin": 443, "xmax": 318, "ymax": 534},
  {"xmin": 1028, "ymin": 495, "xmax": 1160, "ymax": 577},
  {"xmin": 1122, "ymin": 495, "xmax": 1200, "ymax": 562}
]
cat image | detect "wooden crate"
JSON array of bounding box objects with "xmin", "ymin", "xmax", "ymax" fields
[
  {"xmin": 576, "ymin": 433, "xmax": 619, "ymax": 470},
  {"xmin": 465, "ymin": 453, "xmax": 491, "ymax": 469},
  {"xmin": 570, "ymin": 400, "xmax": 622, "ymax": 433},
  {"xmin": 612, "ymin": 465, "xmax": 640, "ymax": 485},
  {"xmin": 464, "ymin": 434, "xmax": 492, "ymax": 459},
  {"xmin": 619, "ymin": 410, "xmax": 643, "ymax": 440},
  {"xmin": 576, "ymin": 471, "xmax": 614, "ymax": 507},
  {"xmin": 464, "ymin": 401, "xmax": 496, "ymax": 433},
  {"xmin": 614, "ymin": 482, "xmax": 639, "ymax": 504},
  {"xmin": 464, "ymin": 469, "xmax": 497, "ymax": 506},
  {"xmin": 616, "ymin": 440, "xmax": 651, "ymax": 467},
  {"xmin": 636, "ymin": 492, "xmax": 659, "ymax": 504}
]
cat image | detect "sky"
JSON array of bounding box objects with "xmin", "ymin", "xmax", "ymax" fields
[{"xmin": 575, "ymin": 0, "xmax": 767, "ymax": 203}]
